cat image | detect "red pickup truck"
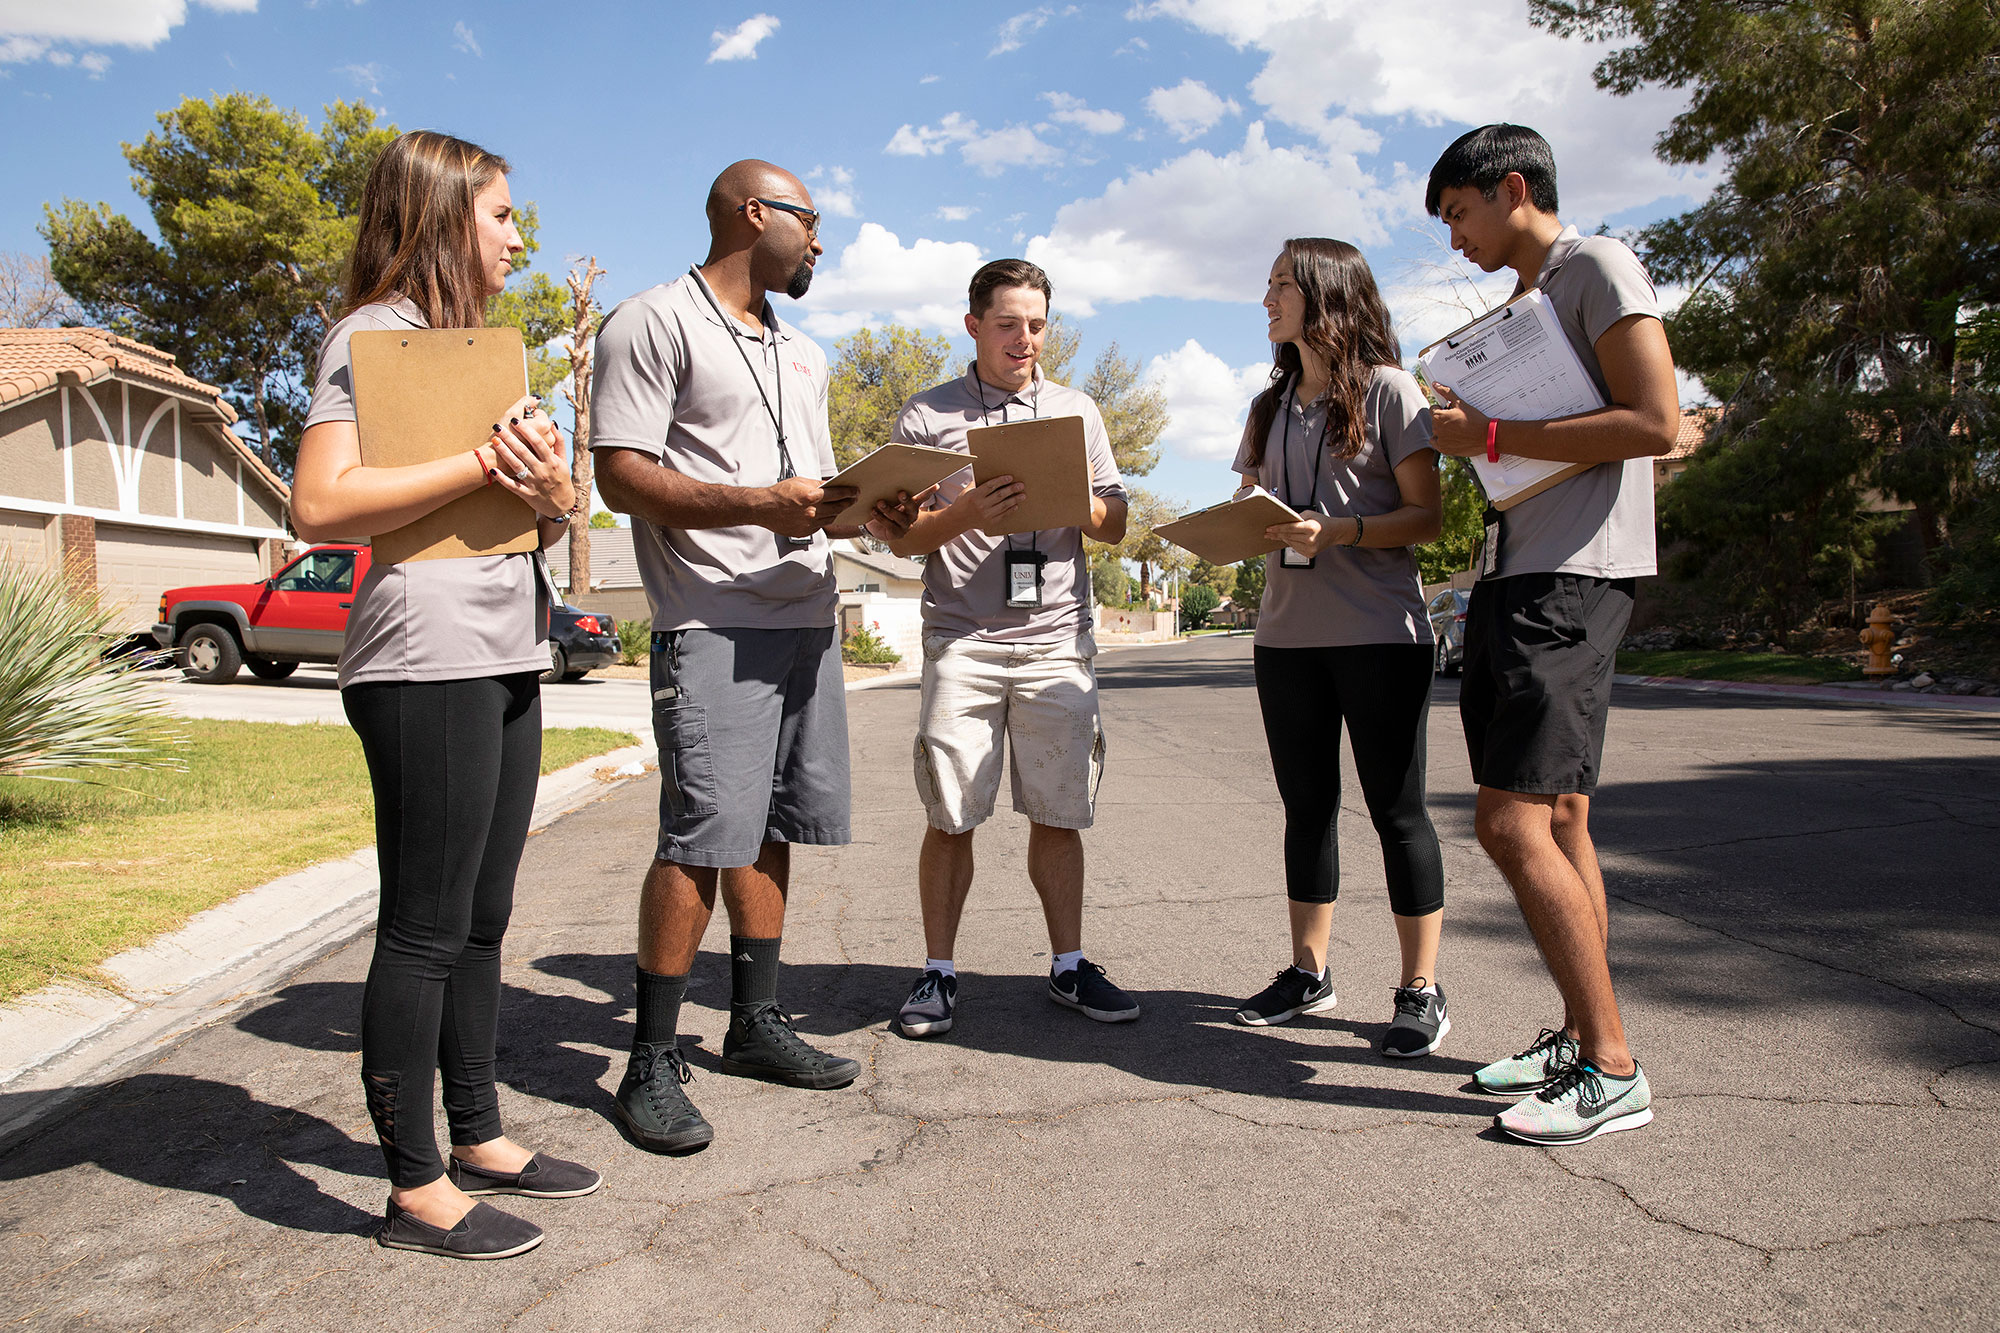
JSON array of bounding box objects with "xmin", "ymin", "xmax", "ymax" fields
[{"xmin": 151, "ymin": 543, "xmax": 620, "ymax": 684}]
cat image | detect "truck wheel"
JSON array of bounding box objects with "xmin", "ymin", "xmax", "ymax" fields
[
  {"xmin": 541, "ymin": 643, "xmax": 568, "ymax": 685},
  {"xmin": 178, "ymin": 624, "xmax": 242, "ymax": 684},
  {"xmin": 246, "ymin": 655, "xmax": 299, "ymax": 681}
]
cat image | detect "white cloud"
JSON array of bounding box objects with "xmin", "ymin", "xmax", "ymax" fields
[
  {"xmin": 991, "ymin": 6, "xmax": 1076, "ymax": 56},
  {"xmin": 796, "ymin": 222, "xmax": 985, "ymax": 338},
  {"xmin": 934, "ymin": 205, "xmax": 976, "ymax": 222},
  {"xmin": 452, "ymin": 20, "xmax": 480, "ymax": 56},
  {"xmin": 0, "ymin": 0, "xmax": 255, "ymax": 69},
  {"xmin": 886, "ymin": 113, "xmax": 1062, "ymax": 175},
  {"xmin": 707, "ymin": 13, "xmax": 778, "ymax": 63},
  {"xmin": 336, "ymin": 61, "xmax": 385, "ymax": 94},
  {"xmin": 1130, "ymin": 0, "xmax": 1714, "ymax": 221},
  {"xmin": 1147, "ymin": 340, "xmax": 1271, "ymax": 463},
  {"xmin": 962, "ymin": 125, "xmax": 1062, "ymax": 175},
  {"xmin": 1042, "ymin": 91, "xmax": 1126, "ymax": 135},
  {"xmin": 1145, "ymin": 78, "xmax": 1240, "ymax": 142},
  {"xmin": 1025, "ymin": 122, "xmax": 1393, "ymax": 315},
  {"xmin": 806, "ymin": 165, "xmax": 859, "ymax": 218},
  {"xmin": 885, "ymin": 112, "xmax": 979, "ymax": 157},
  {"xmin": 919, "ymin": 73, "xmax": 941, "ymax": 84}
]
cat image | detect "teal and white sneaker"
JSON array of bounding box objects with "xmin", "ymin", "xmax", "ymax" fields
[
  {"xmin": 1473, "ymin": 1027, "xmax": 1578, "ymax": 1095},
  {"xmin": 1495, "ymin": 1060, "xmax": 1652, "ymax": 1145}
]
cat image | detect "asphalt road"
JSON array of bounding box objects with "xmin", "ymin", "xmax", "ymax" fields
[{"xmin": 3, "ymin": 635, "xmax": 1996, "ymax": 1330}]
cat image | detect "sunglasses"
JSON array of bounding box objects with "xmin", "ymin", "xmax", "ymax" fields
[{"xmin": 739, "ymin": 197, "xmax": 820, "ymax": 240}]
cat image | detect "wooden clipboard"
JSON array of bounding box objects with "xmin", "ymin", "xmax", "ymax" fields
[
  {"xmin": 967, "ymin": 416, "xmax": 1091, "ymax": 536},
  {"xmin": 349, "ymin": 327, "xmax": 539, "ymax": 563},
  {"xmin": 825, "ymin": 442, "xmax": 969, "ymax": 528},
  {"xmin": 1155, "ymin": 488, "xmax": 1301, "ymax": 565}
]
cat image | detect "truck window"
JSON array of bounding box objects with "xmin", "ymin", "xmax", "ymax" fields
[{"xmin": 276, "ymin": 551, "xmax": 356, "ymax": 594}]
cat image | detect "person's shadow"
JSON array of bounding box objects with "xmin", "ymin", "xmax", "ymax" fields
[{"xmin": 0, "ymin": 1074, "xmax": 381, "ymax": 1236}]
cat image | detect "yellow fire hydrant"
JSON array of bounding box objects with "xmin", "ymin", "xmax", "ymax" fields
[{"xmin": 1859, "ymin": 604, "xmax": 1897, "ymax": 678}]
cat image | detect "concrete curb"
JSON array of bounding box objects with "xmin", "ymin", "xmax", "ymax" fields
[
  {"xmin": 0, "ymin": 738, "xmax": 656, "ymax": 1151},
  {"xmin": 1614, "ymin": 672, "xmax": 2000, "ymax": 713}
]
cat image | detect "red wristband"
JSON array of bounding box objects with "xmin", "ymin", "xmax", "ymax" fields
[
  {"xmin": 473, "ymin": 448, "xmax": 494, "ymax": 484},
  {"xmin": 1485, "ymin": 419, "xmax": 1500, "ymax": 463}
]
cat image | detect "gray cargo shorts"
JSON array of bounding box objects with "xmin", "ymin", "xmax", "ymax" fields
[{"xmin": 649, "ymin": 625, "xmax": 851, "ymax": 868}]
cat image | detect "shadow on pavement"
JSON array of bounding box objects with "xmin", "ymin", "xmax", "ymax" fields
[{"xmin": 0, "ymin": 1074, "xmax": 381, "ymax": 1236}]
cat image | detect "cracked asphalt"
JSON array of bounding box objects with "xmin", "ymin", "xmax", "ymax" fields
[{"xmin": 3, "ymin": 635, "xmax": 1996, "ymax": 1331}]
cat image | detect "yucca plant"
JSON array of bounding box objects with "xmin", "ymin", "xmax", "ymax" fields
[{"xmin": 0, "ymin": 557, "xmax": 184, "ymax": 782}]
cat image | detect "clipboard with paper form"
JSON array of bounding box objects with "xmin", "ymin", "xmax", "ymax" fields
[
  {"xmin": 1155, "ymin": 487, "xmax": 1301, "ymax": 566},
  {"xmin": 349, "ymin": 327, "xmax": 539, "ymax": 563},
  {"xmin": 1417, "ymin": 289, "xmax": 1604, "ymax": 511}
]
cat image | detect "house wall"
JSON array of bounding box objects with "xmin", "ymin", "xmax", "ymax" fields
[
  {"xmin": 840, "ymin": 592, "xmax": 923, "ymax": 666},
  {"xmin": 1, "ymin": 395, "xmax": 63, "ymax": 503}
]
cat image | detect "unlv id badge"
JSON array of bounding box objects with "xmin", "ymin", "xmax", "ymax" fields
[{"xmin": 1005, "ymin": 549, "xmax": 1046, "ymax": 607}]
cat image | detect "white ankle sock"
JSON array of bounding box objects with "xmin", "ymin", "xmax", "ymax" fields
[
  {"xmin": 1295, "ymin": 964, "xmax": 1325, "ymax": 981},
  {"xmin": 1051, "ymin": 949, "xmax": 1084, "ymax": 976},
  {"xmin": 926, "ymin": 958, "xmax": 955, "ymax": 978}
]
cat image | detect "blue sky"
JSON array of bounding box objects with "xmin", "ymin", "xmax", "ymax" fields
[{"xmin": 0, "ymin": 0, "xmax": 1713, "ymax": 511}]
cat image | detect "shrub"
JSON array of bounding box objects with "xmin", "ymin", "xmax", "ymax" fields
[
  {"xmin": 616, "ymin": 618, "xmax": 651, "ymax": 666},
  {"xmin": 1179, "ymin": 583, "xmax": 1220, "ymax": 631},
  {"xmin": 842, "ymin": 622, "xmax": 901, "ymax": 665},
  {"xmin": 0, "ymin": 558, "xmax": 182, "ymax": 782}
]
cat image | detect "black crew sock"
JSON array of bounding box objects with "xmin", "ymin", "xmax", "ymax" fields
[
  {"xmin": 729, "ymin": 936, "xmax": 782, "ymax": 1014},
  {"xmin": 634, "ymin": 966, "xmax": 688, "ymax": 1049}
]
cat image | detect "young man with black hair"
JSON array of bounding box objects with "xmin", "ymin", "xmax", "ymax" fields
[
  {"xmin": 881, "ymin": 258, "xmax": 1134, "ymax": 1039},
  {"xmin": 1424, "ymin": 124, "xmax": 1680, "ymax": 1144}
]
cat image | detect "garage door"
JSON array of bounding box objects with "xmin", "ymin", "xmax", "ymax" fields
[
  {"xmin": 0, "ymin": 509, "xmax": 49, "ymax": 570},
  {"xmin": 97, "ymin": 524, "xmax": 262, "ymax": 631}
]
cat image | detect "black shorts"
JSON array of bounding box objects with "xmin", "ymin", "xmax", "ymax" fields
[{"xmin": 1459, "ymin": 573, "xmax": 1634, "ymax": 796}]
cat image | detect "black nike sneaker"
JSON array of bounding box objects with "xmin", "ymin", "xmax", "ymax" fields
[{"xmin": 1232, "ymin": 965, "xmax": 1336, "ymax": 1026}]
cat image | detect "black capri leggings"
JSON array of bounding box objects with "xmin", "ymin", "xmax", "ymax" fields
[
  {"xmin": 342, "ymin": 672, "xmax": 541, "ymax": 1189},
  {"xmin": 1253, "ymin": 642, "xmax": 1444, "ymax": 915}
]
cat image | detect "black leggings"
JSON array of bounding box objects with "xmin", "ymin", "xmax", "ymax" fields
[
  {"xmin": 342, "ymin": 673, "xmax": 541, "ymax": 1189},
  {"xmin": 1253, "ymin": 643, "xmax": 1444, "ymax": 915}
]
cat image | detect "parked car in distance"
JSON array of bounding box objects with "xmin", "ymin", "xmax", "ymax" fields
[
  {"xmin": 546, "ymin": 603, "xmax": 620, "ymax": 684},
  {"xmin": 1427, "ymin": 588, "xmax": 1470, "ymax": 676},
  {"xmin": 154, "ymin": 544, "xmax": 369, "ymax": 684}
]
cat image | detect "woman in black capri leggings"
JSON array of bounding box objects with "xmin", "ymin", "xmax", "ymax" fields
[
  {"xmin": 292, "ymin": 131, "xmax": 599, "ymax": 1259},
  {"xmin": 1228, "ymin": 237, "xmax": 1450, "ymax": 1058}
]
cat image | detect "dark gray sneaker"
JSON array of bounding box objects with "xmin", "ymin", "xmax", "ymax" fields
[
  {"xmin": 1049, "ymin": 958, "xmax": 1140, "ymax": 1023},
  {"xmin": 446, "ymin": 1151, "xmax": 602, "ymax": 1198},
  {"xmin": 613, "ymin": 1041, "xmax": 714, "ymax": 1154},
  {"xmin": 377, "ymin": 1199, "xmax": 543, "ymax": 1260},
  {"xmin": 895, "ymin": 968, "xmax": 957, "ymax": 1038},
  {"xmin": 721, "ymin": 1003, "xmax": 862, "ymax": 1089},
  {"xmin": 1232, "ymin": 965, "xmax": 1336, "ymax": 1026},
  {"xmin": 1378, "ymin": 980, "xmax": 1450, "ymax": 1058}
]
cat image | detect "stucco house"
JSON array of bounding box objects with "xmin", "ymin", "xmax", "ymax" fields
[{"xmin": 0, "ymin": 328, "xmax": 292, "ymax": 631}]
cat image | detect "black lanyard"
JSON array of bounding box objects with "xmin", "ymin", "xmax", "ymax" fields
[
  {"xmin": 690, "ymin": 267, "xmax": 795, "ymax": 483},
  {"xmin": 1277, "ymin": 382, "xmax": 1324, "ymax": 515}
]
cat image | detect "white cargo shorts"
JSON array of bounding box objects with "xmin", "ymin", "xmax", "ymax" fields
[{"xmin": 913, "ymin": 631, "xmax": 1105, "ymax": 834}]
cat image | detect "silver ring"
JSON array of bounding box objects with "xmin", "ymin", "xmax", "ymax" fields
[{"xmin": 513, "ymin": 467, "xmax": 532, "ymax": 482}]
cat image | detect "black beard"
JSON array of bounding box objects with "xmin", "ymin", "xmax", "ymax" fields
[{"xmin": 784, "ymin": 258, "xmax": 814, "ymax": 301}]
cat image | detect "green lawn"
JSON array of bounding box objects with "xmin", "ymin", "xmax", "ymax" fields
[
  {"xmin": 0, "ymin": 720, "xmax": 636, "ymax": 1003},
  {"xmin": 1616, "ymin": 649, "xmax": 1864, "ymax": 685}
]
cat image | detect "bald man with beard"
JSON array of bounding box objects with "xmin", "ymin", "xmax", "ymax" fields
[{"xmin": 591, "ymin": 161, "xmax": 920, "ymax": 1154}]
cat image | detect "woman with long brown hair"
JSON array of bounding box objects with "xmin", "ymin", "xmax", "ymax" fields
[
  {"xmin": 1227, "ymin": 238, "xmax": 1450, "ymax": 1060},
  {"xmin": 292, "ymin": 130, "xmax": 598, "ymax": 1260}
]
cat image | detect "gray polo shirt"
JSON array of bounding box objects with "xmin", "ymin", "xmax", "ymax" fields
[
  {"xmin": 1233, "ymin": 367, "xmax": 1436, "ymax": 649},
  {"xmin": 305, "ymin": 297, "xmax": 550, "ymax": 689},
  {"xmin": 589, "ymin": 270, "xmax": 838, "ymax": 631},
  {"xmin": 891, "ymin": 367, "xmax": 1127, "ymax": 644},
  {"xmin": 1494, "ymin": 226, "xmax": 1663, "ymax": 580}
]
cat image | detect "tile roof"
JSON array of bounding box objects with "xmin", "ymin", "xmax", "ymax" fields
[
  {"xmin": 833, "ymin": 540, "xmax": 924, "ymax": 583},
  {"xmin": 544, "ymin": 524, "xmax": 640, "ymax": 590},
  {"xmin": 1667, "ymin": 405, "xmax": 1722, "ymax": 461},
  {"xmin": 0, "ymin": 327, "xmax": 237, "ymax": 425}
]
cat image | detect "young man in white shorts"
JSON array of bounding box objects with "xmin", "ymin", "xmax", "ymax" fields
[{"xmin": 882, "ymin": 259, "xmax": 1134, "ymax": 1038}]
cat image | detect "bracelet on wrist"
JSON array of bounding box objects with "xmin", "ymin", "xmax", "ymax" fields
[{"xmin": 1349, "ymin": 513, "xmax": 1366, "ymax": 547}]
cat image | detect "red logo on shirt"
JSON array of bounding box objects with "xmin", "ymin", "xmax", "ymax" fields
[{"xmin": 792, "ymin": 361, "xmax": 813, "ymax": 377}]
